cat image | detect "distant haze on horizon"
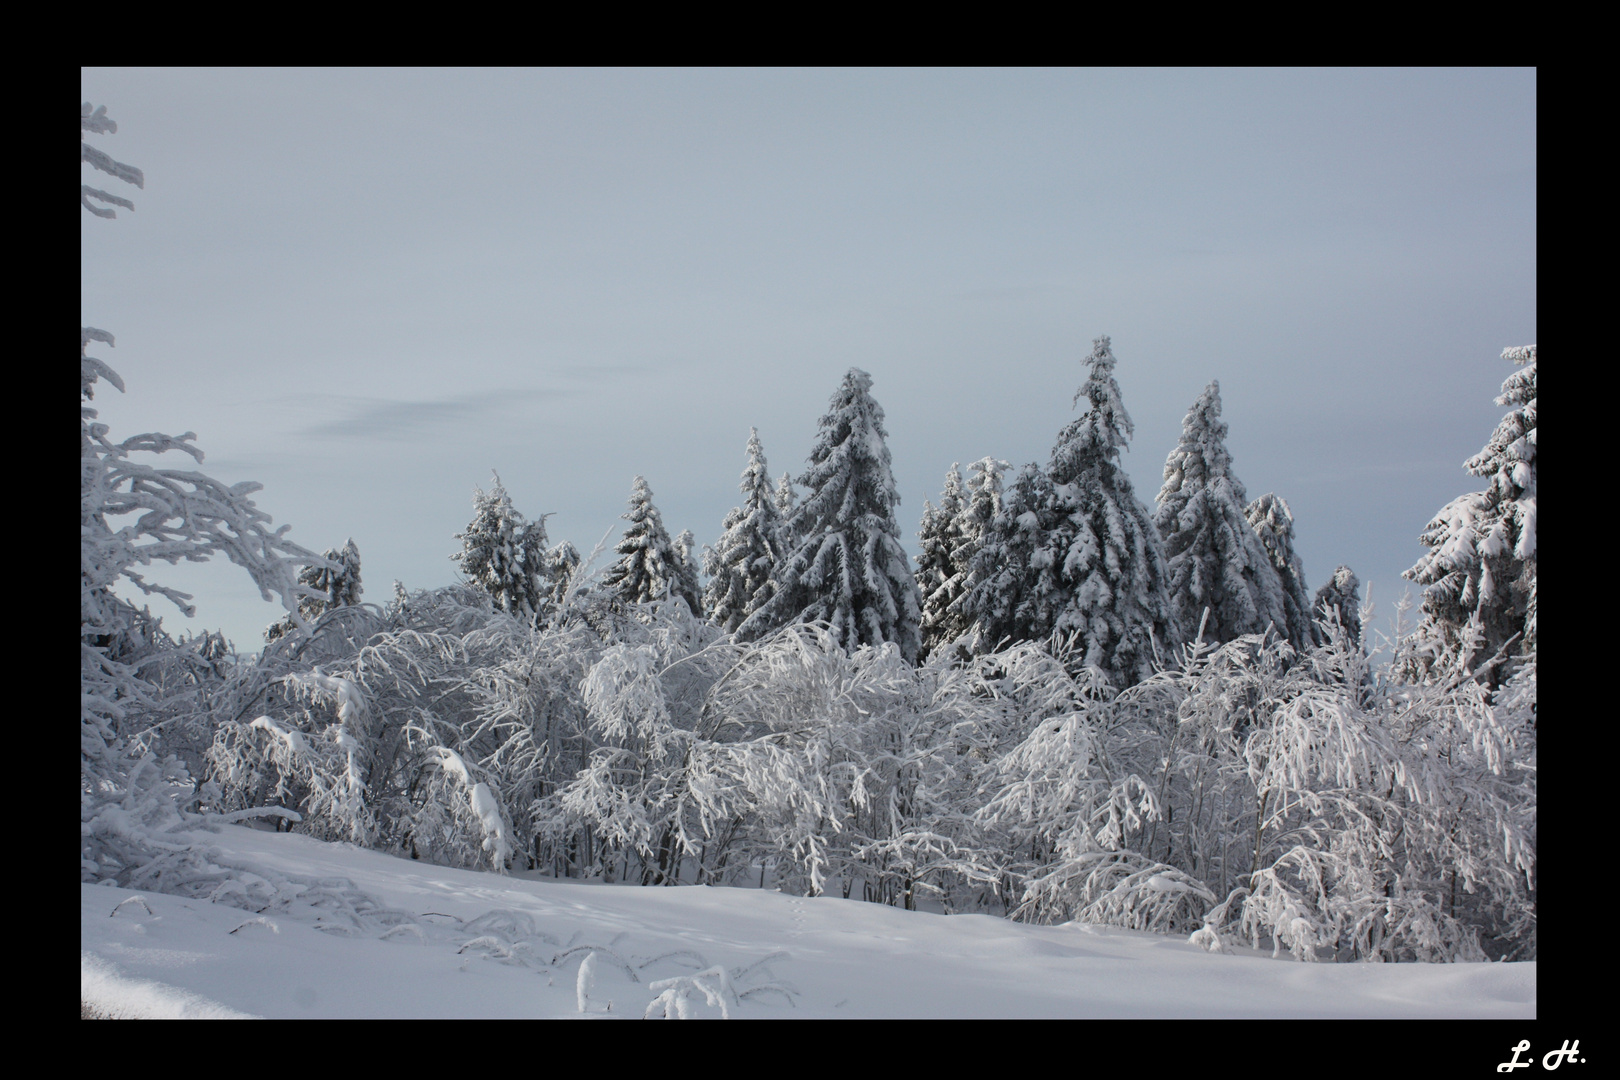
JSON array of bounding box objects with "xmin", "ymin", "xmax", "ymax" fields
[{"xmin": 80, "ymin": 67, "xmax": 1537, "ymax": 653}]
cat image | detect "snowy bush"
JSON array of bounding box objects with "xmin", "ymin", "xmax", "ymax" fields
[
  {"xmin": 194, "ymin": 567, "xmax": 1533, "ymax": 961},
  {"xmin": 1126, "ymin": 618, "xmax": 1531, "ymax": 960},
  {"xmin": 81, "ymin": 103, "xmax": 325, "ymax": 888},
  {"xmin": 969, "ymin": 595, "xmax": 1534, "ymax": 961},
  {"xmin": 970, "ymin": 647, "xmax": 1185, "ymax": 928},
  {"xmin": 208, "ymin": 584, "xmax": 576, "ymax": 872}
]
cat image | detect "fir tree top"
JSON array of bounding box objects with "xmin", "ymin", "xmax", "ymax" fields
[
  {"xmin": 917, "ymin": 462, "xmax": 967, "ymax": 555},
  {"xmin": 265, "ymin": 538, "xmax": 363, "ymax": 642},
  {"xmin": 451, "ymin": 472, "xmax": 554, "ymax": 622},
  {"xmin": 959, "ymin": 458, "xmax": 1010, "ymax": 553},
  {"xmin": 705, "ymin": 428, "xmax": 787, "ymax": 633},
  {"xmin": 603, "ymin": 475, "xmax": 700, "ymax": 616},
  {"xmin": 1155, "ymin": 380, "xmax": 1287, "ymax": 646},
  {"xmin": 1050, "ymin": 336, "xmax": 1134, "ymax": 484},
  {"xmin": 1245, "ymin": 492, "xmax": 1316, "ymax": 651},
  {"xmin": 915, "ymin": 463, "xmax": 970, "ymax": 660},
  {"xmin": 793, "ymin": 368, "xmax": 901, "ymax": 537},
  {"xmin": 775, "ymin": 472, "xmax": 796, "ymax": 521},
  {"xmin": 1157, "ymin": 380, "xmax": 1239, "ymax": 509},
  {"xmin": 741, "ymin": 427, "xmax": 776, "ymax": 511},
  {"xmin": 1314, "ymin": 565, "xmax": 1362, "ymax": 648},
  {"xmin": 1465, "ymin": 345, "xmax": 1536, "ymax": 557}
]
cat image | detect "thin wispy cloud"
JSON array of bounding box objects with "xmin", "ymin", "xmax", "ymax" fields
[
  {"xmin": 297, "ymin": 388, "xmax": 575, "ymax": 442},
  {"xmin": 554, "ymin": 363, "xmax": 654, "ymax": 383}
]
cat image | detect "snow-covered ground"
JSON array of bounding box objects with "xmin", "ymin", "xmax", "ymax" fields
[{"xmin": 80, "ymin": 823, "xmax": 1534, "ymax": 1020}]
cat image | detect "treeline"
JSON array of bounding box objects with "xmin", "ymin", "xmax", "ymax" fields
[{"xmin": 435, "ymin": 333, "xmax": 1529, "ymax": 700}]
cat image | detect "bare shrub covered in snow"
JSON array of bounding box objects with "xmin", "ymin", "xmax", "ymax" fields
[
  {"xmin": 81, "ymin": 103, "xmax": 326, "ymax": 889},
  {"xmin": 1102, "ymin": 617, "xmax": 1532, "ymax": 960},
  {"xmin": 189, "ymin": 572, "xmax": 1535, "ymax": 960},
  {"xmin": 207, "ymin": 584, "xmax": 575, "ymax": 872}
]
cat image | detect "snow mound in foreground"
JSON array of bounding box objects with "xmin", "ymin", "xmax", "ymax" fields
[
  {"xmin": 81, "ymin": 952, "xmax": 258, "ymax": 1019},
  {"xmin": 80, "ymin": 824, "xmax": 1535, "ymax": 1020}
]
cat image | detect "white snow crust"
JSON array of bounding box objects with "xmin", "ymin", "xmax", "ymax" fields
[{"xmin": 80, "ymin": 824, "xmax": 1535, "ymax": 1020}]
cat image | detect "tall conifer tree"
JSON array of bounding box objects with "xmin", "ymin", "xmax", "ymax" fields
[
  {"xmin": 1154, "ymin": 380, "xmax": 1288, "ymax": 647},
  {"xmin": 1404, "ymin": 345, "xmax": 1537, "ymax": 681},
  {"xmin": 1244, "ymin": 493, "xmax": 1316, "ymax": 652},
  {"xmin": 1046, "ymin": 339, "xmax": 1177, "ymax": 684},
  {"xmin": 705, "ymin": 428, "xmax": 785, "ymax": 633},
  {"xmin": 959, "ymin": 462, "xmax": 1066, "ymax": 652},
  {"xmin": 962, "ymin": 339, "xmax": 1174, "ymax": 686},
  {"xmin": 915, "ymin": 463, "xmax": 971, "ymax": 660},
  {"xmin": 602, "ymin": 476, "xmax": 702, "ymax": 617},
  {"xmin": 738, "ymin": 369, "xmax": 921, "ymax": 661},
  {"xmin": 959, "ymin": 457, "xmax": 1009, "ymax": 555},
  {"xmin": 452, "ymin": 473, "xmax": 556, "ymax": 623},
  {"xmin": 940, "ymin": 457, "xmax": 1012, "ymax": 652}
]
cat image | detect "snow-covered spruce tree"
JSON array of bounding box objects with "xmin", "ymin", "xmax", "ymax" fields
[
  {"xmin": 1244, "ymin": 493, "xmax": 1316, "ymax": 652},
  {"xmin": 960, "ymin": 456, "xmax": 1009, "ymax": 555},
  {"xmin": 1403, "ymin": 345, "xmax": 1537, "ymax": 686},
  {"xmin": 602, "ymin": 476, "xmax": 703, "ymax": 618},
  {"xmin": 1313, "ymin": 565, "xmax": 1363, "ymax": 649},
  {"xmin": 704, "ymin": 428, "xmax": 785, "ymax": 633},
  {"xmin": 927, "ymin": 457, "xmax": 1010, "ymax": 658},
  {"xmin": 82, "ymin": 103, "xmax": 323, "ymax": 888},
  {"xmin": 961, "ymin": 339, "xmax": 1175, "ymax": 687},
  {"xmin": 1043, "ymin": 338, "xmax": 1178, "ymax": 686},
  {"xmin": 266, "ymin": 538, "xmax": 363, "ymax": 642},
  {"xmin": 736, "ymin": 369, "xmax": 922, "ymax": 662},
  {"xmin": 451, "ymin": 472, "xmax": 556, "ymax": 623},
  {"xmin": 958, "ymin": 463, "xmax": 1065, "ymax": 652},
  {"xmin": 1154, "ymin": 380, "xmax": 1288, "ymax": 649},
  {"xmin": 672, "ymin": 529, "xmax": 704, "ymax": 620},
  {"xmin": 914, "ymin": 463, "xmax": 970, "ymax": 661},
  {"xmin": 774, "ymin": 471, "xmax": 797, "ymax": 523}
]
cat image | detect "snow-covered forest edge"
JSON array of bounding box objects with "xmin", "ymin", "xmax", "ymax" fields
[{"xmin": 83, "ymin": 103, "xmax": 1538, "ymax": 1018}]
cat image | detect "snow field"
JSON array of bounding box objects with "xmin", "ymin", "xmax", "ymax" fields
[{"xmin": 81, "ymin": 824, "xmax": 1534, "ymax": 1020}]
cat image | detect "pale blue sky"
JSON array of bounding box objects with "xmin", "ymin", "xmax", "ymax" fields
[{"xmin": 81, "ymin": 68, "xmax": 1537, "ymax": 652}]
